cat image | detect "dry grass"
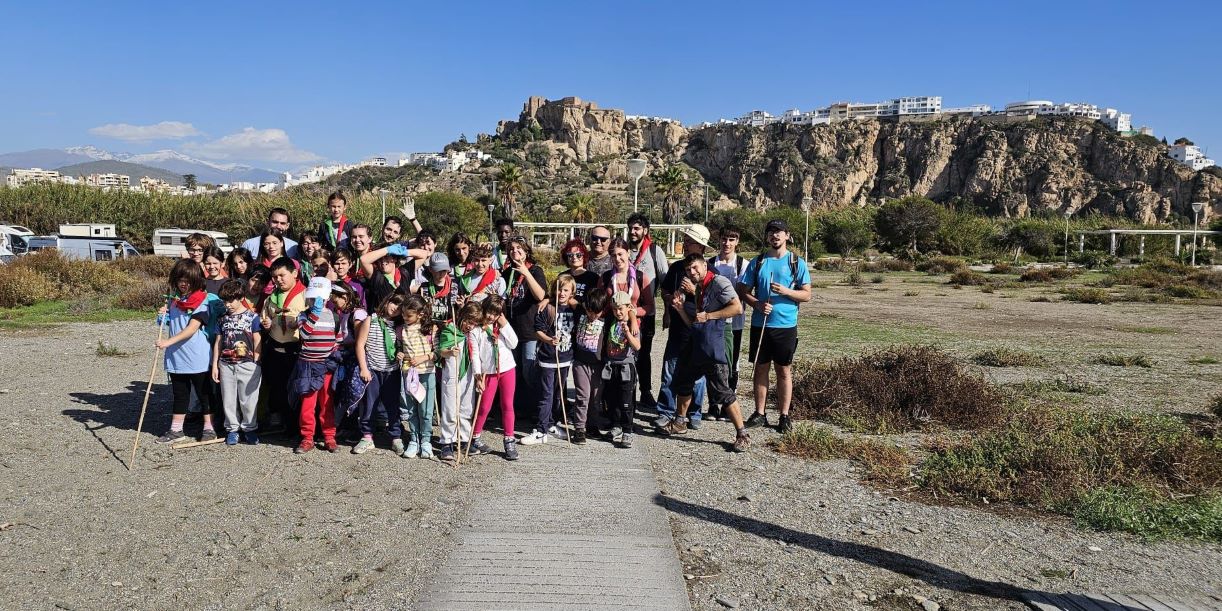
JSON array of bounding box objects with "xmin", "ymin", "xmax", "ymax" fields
[
  {"xmin": 773, "ymin": 424, "xmax": 913, "ymax": 486},
  {"xmin": 915, "ymin": 257, "xmax": 967, "ymax": 275},
  {"xmin": 948, "ymin": 270, "xmax": 989, "ymax": 286},
  {"xmin": 973, "ymin": 347, "xmax": 1046, "ymax": 367},
  {"xmin": 1093, "ymin": 353, "xmax": 1154, "ymax": 368},
  {"xmin": 1062, "ymin": 287, "xmax": 1113, "ymax": 304}
]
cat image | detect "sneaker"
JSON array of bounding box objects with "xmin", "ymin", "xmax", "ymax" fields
[
  {"xmin": 470, "ymin": 438, "xmax": 492, "ymax": 455},
  {"xmin": 707, "ymin": 406, "xmax": 723, "ymax": 421},
  {"xmin": 155, "ymin": 429, "xmax": 186, "ymax": 444},
  {"xmin": 620, "ymin": 432, "xmax": 633, "ymax": 448},
  {"xmin": 392, "ymin": 438, "xmax": 406, "ymax": 456},
  {"xmin": 611, "ymin": 427, "xmax": 624, "ymax": 443},
  {"xmin": 420, "ymin": 442, "xmax": 435, "ymax": 460},
  {"xmin": 547, "ymin": 425, "xmax": 568, "ymax": 441},
  {"xmin": 404, "ymin": 440, "xmax": 420, "ymax": 458},
  {"xmin": 745, "ymin": 411, "xmax": 769, "ymax": 428},
  {"xmin": 200, "ymin": 429, "xmax": 218, "ymax": 442},
  {"xmin": 653, "ymin": 414, "xmax": 673, "ymax": 429},
  {"xmin": 571, "ymin": 429, "xmax": 587, "ymax": 444},
  {"xmin": 660, "ymin": 418, "xmax": 688, "ymax": 436},
  {"xmin": 294, "ymin": 440, "xmax": 314, "ymax": 454},
  {"xmin": 439, "ymin": 443, "xmax": 456, "ymax": 462},
  {"xmin": 244, "ymin": 431, "xmax": 260, "ymax": 445},
  {"xmin": 503, "ymin": 437, "xmax": 519, "ymax": 461},
  {"xmin": 519, "ymin": 429, "xmax": 548, "ymax": 446},
  {"xmin": 323, "ymin": 439, "xmax": 339, "ymax": 453},
  {"xmin": 225, "ymin": 431, "xmax": 240, "ymax": 446},
  {"xmin": 352, "ymin": 438, "xmax": 375, "ymax": 455},
  {"xmin": 732, "ymin": 432, "xmax": 751, "ymax": 453},
  {"xmin": 778, "ymin": 414, "xmax": 794, "ymax": 434},
  {"xmin": 688, "ymin": 417, "xmax": 702, "ymax": 431},
  {"xmin": 597, "ymin": 427, "xmax": 612, "ymax": 439}
]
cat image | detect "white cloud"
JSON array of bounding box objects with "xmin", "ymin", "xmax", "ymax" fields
[
  {"xmin": 88, "ymin": 121, "xmax": 200, "ymax": 141},
  {"xmin": 183, "ymin": 127, "xmax": 322, "ymax": 164}
]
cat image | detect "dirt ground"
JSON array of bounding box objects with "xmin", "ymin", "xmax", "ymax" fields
[{"xmin": 0, "ymin": 271, "xmax": 1218, "ymax": 610}]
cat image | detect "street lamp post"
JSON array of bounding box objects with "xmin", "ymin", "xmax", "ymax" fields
[
  {"xmin": 1191, "ymin": 202, "xmax": 1205, "ymax": 266},
  {"xmin": 801, "ymin": 196, "xmax": 814, "ymax": 259},
  {"xmin": 1063, "ymin": 209, "xmax": 1072, "ymax": 266},
  {"xmin": 379, "ymin": 189, "xmax": 388, "ymax": 224},
  {"xmin": 703, "ymin": 181, "xmax": 710, "ymax": 223},
  {"xmin": 627, "ymin": 158, "xmax": 648, "ymax": 214}
]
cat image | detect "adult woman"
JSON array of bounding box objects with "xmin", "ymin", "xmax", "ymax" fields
[
  {"xmin": 599, "ymin": 237, "xmax": 652, "ymax": 320},
  {"xmin": 202, "ymin": 246, "xmax": 228, "ymax": 294},
  {"xmin": 446, "ymin": 232, "xmax": 475, "ymax": 278},
  {"xmin": 501, "ymin": 235, "xmax": 547, "ymax": 420},
  {"xmin": 224, "ymin": 247, "xmax": 255, "ymax": 281},
  {"xmin": 557, "ymin": 238, "xmax": 599, "ymax": 309}
]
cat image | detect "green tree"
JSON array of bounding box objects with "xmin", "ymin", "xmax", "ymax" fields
[
  {"xmin": 414, "ymin": 191, "xmax": 488, "ymax": 238},
  {"xmin": 936, "ymin": 210, "xmax": 997, "ymax": 256},
  {"xmin": 999, "ymin": 219, "xmax": 1060, "ymax": 260},
  {"xmin": 498, "ymin": 163, "xmax": 524, "ymax": 219},
  {"xmin": 818, "ymin": 208, "xmax": 875, "ymax": 257},
  {"xmin": 567, "ymin": 193, "xmax": 596, "ymax": 224},
  {"xmin": 874, "ymin": 196, "xmax": 944, "ymax": 254},
  {"xmin": 654, "ymin": 166, "xmax": 689, "ymax": 223},
  {"xmin": 182, "ymin": 174, "xmax": 197, "ymax": 190}
]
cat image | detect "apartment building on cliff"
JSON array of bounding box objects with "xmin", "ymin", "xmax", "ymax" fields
[{"xmin": 1169, "ymin": 144, "xmax": 1216, "ymax": 171}]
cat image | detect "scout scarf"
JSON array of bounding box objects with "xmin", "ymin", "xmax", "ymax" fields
[
  {"xmin": 426, "ymin": 274, "xmax": 453, "ymax": 299},
  {"xmin": 173, "ymin": 289, "xmax": 207, "ymax": 312},
  {"xmin": 632, "ymin": 236, "xmax": 653, "ymax": 267},
  {"xmin": 376, "ymin": 315, "xmax": 397, "ymax": 361},
  {"xmin": 463, "ymin": 268, "xmax": 499, "ymax": 296},
  {"xmin": 324, "ymin": 216, "xmax": 348, "ymax": 247}
]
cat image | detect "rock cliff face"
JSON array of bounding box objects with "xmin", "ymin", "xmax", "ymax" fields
[{"xmin": 495, "ymin": 97, "xmax": 1220, "ymax": 222}]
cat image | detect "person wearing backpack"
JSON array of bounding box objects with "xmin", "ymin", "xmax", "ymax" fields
[
  {"xmin": 708, "ymin": 225, "xmax": 748, "ymax": 409},
  {"xmin": 737, "ymin": 219, "xmax": 812, "ymax": 434},
  {"xmin": 626, "ymin": 213, "xmax": 669, "ymax": 410}
]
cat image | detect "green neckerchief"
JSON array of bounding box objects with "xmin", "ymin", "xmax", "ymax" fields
[
  {"xmin": 376, "ymin": 315, "xmax": 397, "ymax": 361},
  {"xmin": 324, "ymin": 217, "xmax": 341, "ymax": 247},
  {"xmin": 269, "ymin": 289, "xmax": 288, "ymax": 311},
  {"xmin": 383, "ymin": 272, "xmax": 397, "ymax": 288},
  {"xmin": 437, "ymin": 323, "xmax": 471, "ymax": 378}
]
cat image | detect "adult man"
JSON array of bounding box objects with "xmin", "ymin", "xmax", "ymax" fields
[
  {"xmin": 655, "ymin": 225, "xmax": 710, "ymax": 429},
  {"xmin": 316, "ymin": 191, "xmax": 351, "ymax": 252},
  {"xmin": 585, "ymin": 225, "xmax": 613, "ymax": 276},
  {"xmin": 708, "ymin": 225, "xmax": 748, "ymax": 402},
  {"xmin": 626, "ymin": 213, "xmax": 669, "ymax": 409},
  {"xmin": 243, "ymin": 208, "xmax": 300, "ymax": 259},
  {"xmin": 659, "ymin": 254, "xmax": 750, "ymax": 452},
  {"xmin": 737, "ymin": 219, "xmax": 812, "ymax": 434},
  {"xmin": 491, "ymin": 218, "xmax": 514, "ymax": 269},
  {"xmin": 380, "ymin": 215, "xmax": 404, "ymax": 243}
]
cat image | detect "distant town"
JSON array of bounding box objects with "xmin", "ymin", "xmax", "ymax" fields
[{"xmin": 3, "ymin": 95, "xmax": 1215, "ymax": 196}]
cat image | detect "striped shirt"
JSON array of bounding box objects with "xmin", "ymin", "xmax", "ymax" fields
[
  {"xmin": 298, "ymin": 307, "xmax": 338, "ymax": 362},
  {"xmin": 363, "ymin": 314, "xmax": 398, "ymax": 373},
  {"xmin": 399, "ymin": 322, "xmax": 435, "ymax": 374}
]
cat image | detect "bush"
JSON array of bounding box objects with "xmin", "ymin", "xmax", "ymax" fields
[
  {"xmin": 1075, "ymin": 250, "xmax": 1117, "ymax": 269},
  {"xmin": 773, "ymin": 424, "xmax": 913, "ymax": 486},
  {"xmin": 948, "ymin": 270, "xmax": 988, "ymax": 286},
  {"xmin": 875, "ymin": 196, "xmax": 944, "ymax": 253},
  {"xmin": 790, "ymin": 346, "xmax": 1005, "ymax": 433},
  {"xmin": 860, "ymin": 258, "xmax": 914, "ymax": 272},
  {"xmin": 14, "ymin": 250, "xmax": 132, "ymax": 294},
  {"xmin": 990, "ymin": 261, "xmax": 1012, "ymax": 274},
  {"xmin": 111, "ymin": 255, "xmax": 175, "ymax": 278},
  {"xmin": 1093, "ymin": 353, "xmax": 1154, "ymax": 367},
  {"xmin": 1019, "ymin": 266, "xmax": 1079, "ymax": 282},
  {"xmin": 818, "ymin": 208, "xmax": 876, "ymax": 257},
  {"xmin": 935, "ymin": 211, "xmax": 997, "ymax": 257},
  {"xmin": 1062, "ymin": 287, "xmax": 1112, "ymax": 304},
  {"xmin": 915, "ymin": 256, "xmax": 967, "ymax": 275},
  {"xmin": 973, "ymin": 348, "xmax": 1046, "ymax": 368},
  {"xmin": 1164, "ymin": 284, "xmax": 1214, "ymax": 299},
  {"xmin": 0, "ymin": 265, "xmax": 59, "ymax": 307},
  {"xmin": 843, "ymin": 269, "xmax": 863, "ymax": 287},
  {"xmin": 999, "ymin": 219, "xmax": 1062, "ymax": 259},
  {"xmin": 113, "ymin": 277, "xmax": 168, "ymax": 310}
]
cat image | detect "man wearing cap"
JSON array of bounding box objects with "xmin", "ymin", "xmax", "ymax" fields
[
  {"xmin": 737, "ymin": 219, "xmax": 812, "ymax": 434},
  {"xmin": 655, "ymin": 224, "xmax": 712, "ymax": 429},
  {"xmin": 626, "ymin": 213, "xmax": 670, "ymax": 409}
]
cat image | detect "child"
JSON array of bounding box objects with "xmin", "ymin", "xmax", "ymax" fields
[
  {"xmin": 154, "ymin": 259, "xmax": 218, "ymax": 444},
  {"xmin": 225, "ymin": 247, "xmax": 254, "ymax": 281},
  {"xmin": 571, "ymin": 289, "xmax": 609, "ymax": 443},
  {"xmin": 398, "ymin": 295, "xmax": 437, "ymax": 459},
  {"xmin": 317, "ymin": 191, "xmax": 351, "ymax": 252},
  {"xmin": 603, "ymin": 291, "xmax": 641, "ymax": 449},
  {"xmin": 245, "ymin": 267, "xmax": 271, "ymax": 311},
  {"xmin": 459, "ymin": 243, "xmax": 505, "ymax": 303},
  {"xmin": 211, "ymin": 279, "xmax": 262, "ymax": 445},
  {"xmin": 290, "ymin": 278, "xmax": 350, "ymax": 453},
  {"xmin": 435, "ymin": 302, "xmax": 483, "ymax": 462},
  {"xmin": 353, "ymin": 294, "xmax": 406, "ymax": 456},
  {"xmin": 470, "ymin": 295, "xmax": 519, "ymax": 460},
  {"xmin": 523, "ymin": 276, "xmax": 576, "ymax": 445},
  {"xmin": 298, "ymin": 231, "xmax": 321, "ymax": 279},
  {"xmin": 260, "ymin": 258, "xmax": 307, "ymax": 432},
  {"xmin": 183, "ymin": 232, "xmax": 215, "ymax": 267},
  {"xmin": 202, "ymin": 247, "xmax": 228, "ymax": 295},
  {"xmin": 327, "ymin": 248, "xmax": 367, "ymax": 312}
]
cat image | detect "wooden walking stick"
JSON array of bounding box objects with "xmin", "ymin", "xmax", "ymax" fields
[
  {"xmin": 450, "ymin": 301, "xmax": 465, "ymax": 468},
  {"xmin": 748, "ymin": 272, "xmax": 773, "ymax": 418},
  {"xmin": 129, "ymin": 303, "xmax": 170, "ymax": 470},
  {"xmin": 555, "ymin": 342, "xmax": 572, "ymax": 446}
]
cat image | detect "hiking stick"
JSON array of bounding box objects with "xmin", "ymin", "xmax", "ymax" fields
[
  {"xmin": 129, "ymin": 306, "xmax": 169, "ymax": 470},
  {"xmin": 448, "ymin": 301, "xmax": 464, "ymax": 468},
  {"xmin": 555, "ymin": 350, "xmax": 572, "ymax": 446},
  {"xmin": 171, "ymin": 437, "xmax": 226, "ymax": 450},
  {"xmin": 750, "ymin": 272, "xmax": 773, "ymax": 368}
]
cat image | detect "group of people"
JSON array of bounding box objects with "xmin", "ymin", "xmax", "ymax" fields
[{"xmin": 153, "ymin": 190, "xmax": 812, "ymax": 461}]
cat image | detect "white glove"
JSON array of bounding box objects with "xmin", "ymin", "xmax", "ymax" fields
[{"xmin": 401, "ymin": 198, "xmax": 416, "ymax": 221}]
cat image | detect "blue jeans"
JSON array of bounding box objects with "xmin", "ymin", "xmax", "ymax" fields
[
  {"xmin": 656, "ymin": 353, "xmax": 705, "ymax": 423},
  {"xmin": 400, "ymin": 370, "xmax": 435, "ymax": 445}
]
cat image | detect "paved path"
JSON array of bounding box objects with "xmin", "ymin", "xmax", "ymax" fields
[
  {"xmin": 415, "ymin": 439, "xmax": 692, "ymax": 610},
  {"xmin": 1023, "ymin": 590, "xmax": 1222, "ymax": 611}
]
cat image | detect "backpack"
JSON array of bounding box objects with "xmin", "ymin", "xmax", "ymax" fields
[
  {"xmin": 751, "ymin": 251, "xmax": 803, "ymax": 295},
  {"xmin": 708, "ymin": 254, "xmax": 747, "ymax": 280}
]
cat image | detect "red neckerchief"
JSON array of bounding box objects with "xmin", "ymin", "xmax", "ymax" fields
[
  {"xmin": 327, "ymin": 216, "xmax": 348, "ymax": 246},
  {"xmin": 696, "ymin": 271, "xmax": 716, "ymax": 311},
  {"xmin": 173, "ymin": 290, "xmax": 207, "ymax": 312},
  {"xmin": 632, "ymin": 236, "xmax": 652, "ymax": 267},
  {"xmin": 506, "ymin": 261, "xmax": 533, "ymax": 295},
  {"xmin": 384, "ymin": 267, "xmax": 402, "ymax": 288},
  {"xmin": 429, "ymin": 274, "xmax": 453, "ymax": 298},
  {"xmin": 467, "ymin": 268, "xmax": 498, "ymax": 295}
]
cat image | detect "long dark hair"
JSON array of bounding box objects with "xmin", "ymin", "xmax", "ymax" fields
[
  {"xmin": 225, "ymin": 247, "xmax": 255, "ymax": 279},
  {"xmin": 507, "ymin": 234, "xmax": 537, "ymax": 265},
  {"xmin": 402, "ymin": 294, "xmax": 435, "ymax": 337},
  {"xmin": 169, "ymin": 258, "xmax": 205, "ymax": 296},
  {"xmin": 447, "ymin": 232, "xmax": 475, "ymax": 267},
  {"xmin": 259, "ymin": 230, "xmax": 286, "ymax": 260}
]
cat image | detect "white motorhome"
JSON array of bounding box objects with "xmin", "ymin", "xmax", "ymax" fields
[
  {"xmin": 59, "ymin": 223, "xmax": 117, "ymax": 238},
  {"xmin": 27, "ymin": 235, "xmax": 140, "ymax": 261},
  {"xmin": 0, "ymin": 224, "xmax": 35, "ymax": 263},
  {"xmin": 152, "ymin": 228, "xmax": 234, "ymax": 258}
]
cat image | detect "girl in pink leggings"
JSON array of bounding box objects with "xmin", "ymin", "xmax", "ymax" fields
[{"xmin": 471, "ymin": 295, "xmax": 520, "ymax": 461}]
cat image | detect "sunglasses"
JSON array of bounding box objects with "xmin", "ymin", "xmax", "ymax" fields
[
  {"xmin": 564, "ymin": 252, "xmax": 584, "ymax": 259},
  {"xmin": 589, "ymin": 235, "xmax": 610, "ymax": 243}
]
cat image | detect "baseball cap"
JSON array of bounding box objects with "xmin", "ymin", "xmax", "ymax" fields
[
  {"xmin": 427, "ymin": 252, "xmax": 452, "ymax": 272},
  {"xmin": 304, "ymin": 277, "xmax": 332, "ymax": 299},
  {"xmin": 681, "ymin": 224, "xmax": 711, "ymax": 249},
  {"xmin": 330, "ymin": 281, "xmax": 353, "ymax": 298},
  {"xmin": 765, "ymin": 219, "xmax": 790, "ymax": 233},
  {"xmin": 612, "ymin": 291, "xmax": 631, "ymax": 307}
]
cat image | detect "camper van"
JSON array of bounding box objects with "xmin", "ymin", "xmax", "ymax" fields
[
  {"xmin": 27, "ymin": 235, "xmax": 140, "ymax": 261},
  {"xmin": 59, "ymin": 223, "xmax": 117, "ymax": 238},
  {"xmin": 0, "ymin": 225, "xmax": 35, "ymax": 263},
  {"xmin": 152, "ymin": 228, "xmax": 234, "ymax": 258}
]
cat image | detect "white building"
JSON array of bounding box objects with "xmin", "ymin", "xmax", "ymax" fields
[
  {"xmin": 943, "ymin": 104, "xmax": 993, "ymax": 116},
  {"xmin": 139, "ymin": 176, "xmax": 173, "ymax": 193},
  {"xmin": 1169, "ymin": 144, "xmax": 1216, "ymax": 171},
  {"xmin": 399, "ymin": 150, "xmax": 492, "ymax": 173},
  {"xmin": 1100, "ymin": 108, "xmax": 1132, "ymax": 133},
  {"xmin": 84, "ymin": 173, "xmax": 130, "ymax": 189},
  {"xmin": 282, "ymin": 164, "xmax": 351, "ymax": 187},
  {"xmin": 6, "ymin": 167, "xmax": 65, "ymax": 187},
  {"xmin": 362, "ymin": 157, "xmax": 388, "ymax": 167},
  {"xmin": 735, "ymin": 110, "xmax": 776, "ymax": 127}
]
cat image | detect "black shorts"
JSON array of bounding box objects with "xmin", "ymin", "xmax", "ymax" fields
[
  {"xmin": 747, "ymin": 326, "xmax": 798, "ymax": 366},
  {"xmin": 671, "ymin": 357, "xmax": 737, "ymax": 410}
]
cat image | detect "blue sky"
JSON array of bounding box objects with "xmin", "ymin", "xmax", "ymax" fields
[{"xmin": 2, "ymin": 0, "xmax": 1217, "ymax": 170}]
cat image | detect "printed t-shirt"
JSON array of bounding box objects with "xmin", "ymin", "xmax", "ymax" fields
[{"xmin": 217, "ymin": 310, "xmax": 262, "ymax": 364}]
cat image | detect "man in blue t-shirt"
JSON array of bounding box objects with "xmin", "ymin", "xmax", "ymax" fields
[{"xmin": 736, "ymin": 219, "xmax": 811, "ymax": 434}]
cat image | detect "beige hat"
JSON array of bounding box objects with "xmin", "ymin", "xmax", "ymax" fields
[
  {"xmin": 612, "ymin": 291, "xmax": 632, "ymax": 307},
  {"xmin": 681, "ymin": 224, "xmax": 711, "ymax": 249}
]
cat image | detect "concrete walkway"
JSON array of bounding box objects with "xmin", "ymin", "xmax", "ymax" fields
[{"xmin": 415, "ymin": 439, "xmax": 692, "ymax": 610}]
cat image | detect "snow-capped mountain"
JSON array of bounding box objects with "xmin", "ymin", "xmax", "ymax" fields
[{"xmin": 7, "ymin": 146, "xmax": 282, "ymax": 185}]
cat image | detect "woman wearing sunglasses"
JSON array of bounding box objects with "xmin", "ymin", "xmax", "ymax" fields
[{"xmin": 558, "ymin": 238, "xmax": 600, "ymax": 309}]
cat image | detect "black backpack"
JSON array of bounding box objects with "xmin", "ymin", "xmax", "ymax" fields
[{"xmin": 751, "ymin": 251, "xmax": 803, "ymax": 295}]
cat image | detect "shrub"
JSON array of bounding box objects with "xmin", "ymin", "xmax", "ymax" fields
[
  {"xmin": 973, "ymin": 348, "xmax": 1046, "ymax": 367},
  {"xmin": 915, "ymin": 256, "xmax": 967, "ymax": 275},
  {"xmin": 870, "ymin": 275, "xmax": 885, "ymax": 284},
  {"xmin": 790, "ymin": 346, "xmax": 1005, "ymax": 433},
  {"xmin": 112, "ymin": 255, "xmax": 175, "ymax": 279},
  {"xmin": 948, "ymin": 270, "xmax": 988, "ymax": 286},
  {"xmin": 1019, "ymin": 266, "xmax": 1078, "ymax": 283},
  {"xmin": 935, "ymin": 210, "xmax": 997, "ymax": 257},
  {"xmin": 774, "ymin": 424, "xmax": 913, "ymax": 486},
  {"xmin": 0, "ymin": 265, "xmax": 59, "ymax": 307},
  {"xmin": 860, "ymin": 258, "xmax": 914, "ymax": 272},
  {"xmin": 990, "ymin": 261, "xmax": 1012, "ymax": 274},
  {"xmin": 1093, "ymin": 353, "xmax": 1154, "ymax": 367},
  {"xmin": 875, "ymin": 196, "xmax": 944, "ymax": 253},
  {"xmin": 1062, "ymin": 287, "xmax": 1112, "ymax": 304},
  {"xmin": 813, "ymin": 257, "xmax": 847, "ymax": 272},
  {"xmin": 1164, "ymin": 284, "xmax": 1214, "ymax": 299},
  {"xmin": 843, "ymin": 269, "xmax": 864, "ymax": 287},
  {"xmin": 1075, "ymin": 250, "xmax": 1117, "ymax": 269},
  {"xmin": 1029, "ymin": 295, "xmax": 1052, "ymax": 303},
  {"xmin": 14, "ymin": 250, "xmax": 132, "ymax": 294},
  {"xmin": 819, "ymin": 208, "xmax": 876, "ymax": 257},
  {"xmin": 113, "ymin": 277, "xmax": 169, "ymax": 310}
]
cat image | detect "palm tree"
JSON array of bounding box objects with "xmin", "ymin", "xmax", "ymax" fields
[
  {"xmin": 654, "ymin": 166, "xmax": 689, "ymax": 223},
  {"xmin": 567, "ymin": 193, "xmax": 596, "ymax": 223},
  {"xmin": 498, "ymin": 163, "xmax": 524, "ymax": 219}
]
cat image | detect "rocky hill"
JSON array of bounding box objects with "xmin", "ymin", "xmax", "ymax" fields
[{"xmin": 488, "ymin": 96, "xmax": 1220, "ymax": 223}]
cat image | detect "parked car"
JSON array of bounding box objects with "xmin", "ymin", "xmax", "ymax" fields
[
  {"xmin": 27, "ymin": 235, "xmax": 140, "ymax": 261},
  {"xmin": 153, "ymin": 228, "xmax": 233, "ymax": 258}
]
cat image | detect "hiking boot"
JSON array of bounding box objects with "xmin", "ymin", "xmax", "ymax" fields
[
  {"xmin": 547, "ymin": 425, "xmax": 568, "ymax": 441},
  {"xmin": 225, "ymin": 431, "xmax": 240, "ymax": 446},
  {"xmin": 323, "ymin": 438, "xmax": 339, "ymax": 453},
  {"xmin": 438, "ymin": 443, "xmax": 456, "ymax": 462},
  {"xmin": 470, "ymin": 438, "xmax": 493, "ymax": 455},
  {"xmin": 404, "ymin": 439, "xmax": 420, "ymax": 458},
  {"xmin": 392, "ymin": 438, "xmax": 406, "ymax": 456},
  {"xmin": 732, "ymin": 432, "xmax": 751, "ymax": 453},
  {"xmin": 352, "ymin": 438, "xmax": 375, "ymax": 454},
  {"xmin": 745, "ymin": 411, "xmax": 769, "ymax": 428},
  {"xmin": 778, "ymin": 414, "xmax": 794, "ymax": 434},
  {"xmin": 652, "ymin": 414, "xmax": 673, "ymax": 429},
  {"xmin": 611, "ymin": 426, "xmax": 624, "ymax": 443},
  {"xmin": 503, "ymin": 437, "xmax": 519, "ymax": 461},
  {"xmin": 155, "ymin": 429, "xmax": 186, "ymax": 444},
  {"xmin": 619, "ymin": 432, "xmax": 633, "ymax": 449},
  {"xmin": 571, "ymin": 429, "xmax": 587, "ymax": 445},
  {"xmin": 660, "ymin": 418, "xmax": 688, "ymax": 436},
  {"xmin": 519, "ymin": 429, "xmax": 548, "ymax": 446},
  {"xmin": 294, "ymin": 439, "xmax": 314, "ymax": 454},
  {"xmin": 243, "ymin": 431, "xmax": 260, "ymax": 445},
  {"xmin": 200, "ymin": 429, "xmax": 218, "ymax": 442}
]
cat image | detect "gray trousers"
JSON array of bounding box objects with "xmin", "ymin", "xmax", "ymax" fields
[
  {"xmin": 438, "ymin": 356, "xmax": 475, "ymax": 445},
  {"xmin": 219, "ymin": 360, "xmax": 261, "ymax": 432},
  {"xmin": 571, "ymin": 359, "xmax": 604, "ymax": 431}
]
